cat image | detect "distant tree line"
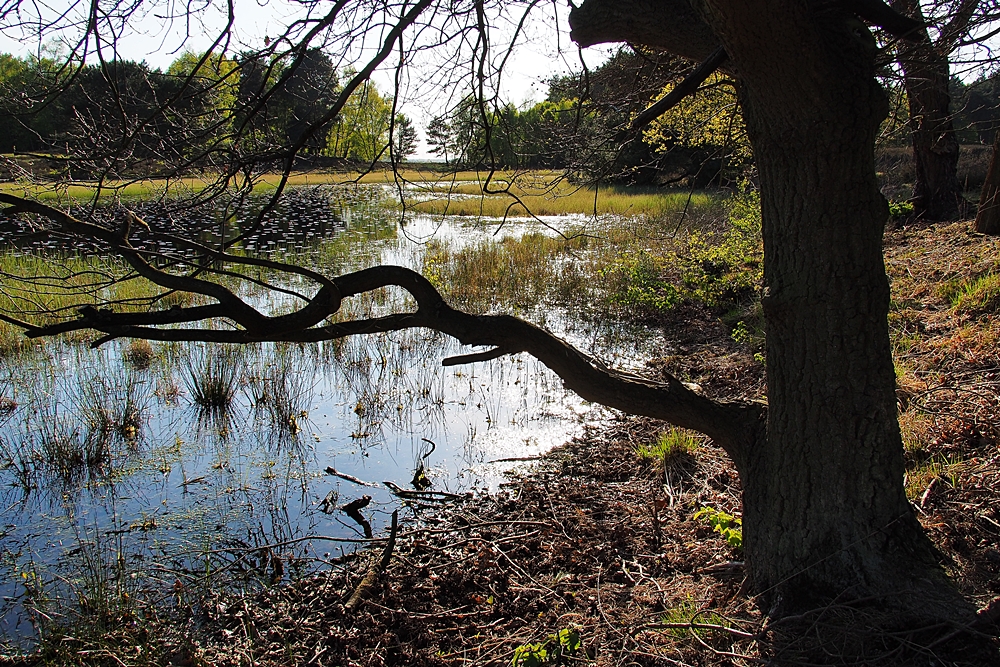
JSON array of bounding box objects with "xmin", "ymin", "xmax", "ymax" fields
[
  {"xmin": 425, "ymin": 47, "xmax": 750, "ymax": 186},
  {"xmin": 0, "ymin": 48, "xmax": 416, "ymax": 167},
  {"xmin": 426, "ymin": 45, "xmax": 1000, "ymax": 196}
]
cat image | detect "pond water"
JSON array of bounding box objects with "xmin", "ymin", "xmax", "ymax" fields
[{"xmin": 0, "ymin": 186, "xmax": 659, "ymax": 645}]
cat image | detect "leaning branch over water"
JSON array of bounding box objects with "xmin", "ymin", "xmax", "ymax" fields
[{"xmin": 0, "ymin": 194, "xmax": 762, "ymax": 462}]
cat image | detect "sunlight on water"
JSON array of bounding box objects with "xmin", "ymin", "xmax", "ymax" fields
[{"xmin": 0, "ymin": 186, "xmax": 658, "ymax": 644}]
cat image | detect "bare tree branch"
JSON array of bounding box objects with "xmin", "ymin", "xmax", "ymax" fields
[{"xmin": 0, "ymin": 193, "xmax": 760, "ymax": 459}]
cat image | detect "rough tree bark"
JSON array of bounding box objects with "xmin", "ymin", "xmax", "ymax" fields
[
  {"xmin": 891, "ymin": 0, "xmax": 965, "ymax": 221},
  {"xmin": 571, "ymin": 0, "xmax": 967, "ymax": 621}
]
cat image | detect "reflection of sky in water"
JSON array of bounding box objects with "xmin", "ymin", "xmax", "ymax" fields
[{"xmin": 0, "ymin": 187, "xmax": 658, "ymax": 644}]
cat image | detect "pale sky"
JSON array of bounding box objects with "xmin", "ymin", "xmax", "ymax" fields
[{"xmin": 0, "ymin": 0, "xmax": 613, "ymax": 158}]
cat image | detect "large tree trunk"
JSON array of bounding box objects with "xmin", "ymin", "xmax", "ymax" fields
[
  {"xmin": 892, "ymin": 0, "xmax": 965, "ymax": 221},
  {"xmin": 707, "ymin": 3, "xmax": 959, "ymax": 616},
  {"xmin": 569, "ymin": 0, "xmax": 972, "ymax": 624}
]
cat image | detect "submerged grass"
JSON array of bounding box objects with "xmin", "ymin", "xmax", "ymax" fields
[{"xmin": 422, "ymin": 232, "xmax": 593, "ymax": 313}]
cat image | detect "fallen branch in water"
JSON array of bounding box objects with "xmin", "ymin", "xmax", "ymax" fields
[
  {"xmin": 345, "ymin": 509, "xmax": 399, "ymax": 610},
  {"xmin": 324, "ymin": 466, "xmax": 380, "ymax": 488},
  {"xmin": 383, "ymin": 480, "xmax": 468, "ymax": 501}
]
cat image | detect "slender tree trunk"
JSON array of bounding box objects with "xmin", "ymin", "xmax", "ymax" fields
[
  {"xmin": 893, "ymin": 0, "xmax": 964, "ymax": 221},
  {"xmin": 704, "ymin": 2, "xmax": 966, "ymax": 617},
  {"xmin": 975, "ymin": 129, "xmax": 1000, "ymax": 235}
]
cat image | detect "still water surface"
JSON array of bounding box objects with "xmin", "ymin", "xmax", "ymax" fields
[{"xmin": 0, "ymin": 186, "xmax": 656, "ymax": 643}]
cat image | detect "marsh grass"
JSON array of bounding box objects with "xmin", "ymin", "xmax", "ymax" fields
[
  {"xmin": 34, "ymin": 407, "xmax": 100, "ymax": 481},
  {"xmin": 0, "ymin": 322, "xmax": 33, "ymax": 358},
  {"xmin": 16, "ymin": 529, "xmax": 147, "ymax": 661},
  {"xmin": 419, "ymin": 186, "xmax": 758, "ymax": 325},
  {"xmin": 245, "ymin": 346, "xmax": 315, "ymax": 441},
  {"xmin": 0, "ymin": 167, "xmax": 553, "ymax": 203},
  {"xmin": 0, "ymin": 251, "xmax": 202, "ymax": 335},
  {"xmin": 423, "ymin": 232, "xmax": 592, "ymax": 313},
  {"xmin": 77, "ymin": 371, "xmax": 149, "ymax": 446},
  {"xmin": 184, "ymin": 348, "xmax": 242, "ymax": 413},
  {"xmin": 122, "ymin": 339, "xmax": 156, "ymax": 368},
  {"xmin": 407, "ymin": 181, "xmax": 720, "ymax": 219}
]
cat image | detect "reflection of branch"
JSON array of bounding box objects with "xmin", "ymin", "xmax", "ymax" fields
[{"xmin": 1, "ymin": 195, "xmax": 761, "ymax": 460}]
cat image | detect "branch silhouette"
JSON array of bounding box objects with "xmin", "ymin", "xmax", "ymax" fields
[{"xmin": 0, "ymin": 193, "xmax": 760, "ymax": 459}]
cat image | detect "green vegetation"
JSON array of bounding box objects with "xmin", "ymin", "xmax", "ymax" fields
[
  {"xmin": 423, "ymin": 232, "xmax": 591, "ymax": 313},
  {"xmin": 0, "ymin": 49, "xmax": 416, "ymax": 163},
  {"xmin": 635, "ymin": 428, "xmax": 699, "ymax": 465},
  {"xmin": 599, "ymin": 185, "xmax": 762, "ymax": 318},
  {"xmin": 600, "ymin": 250, "xmax": 681, "ymax": 313},
  {"xmin": 949, "ymin": 273, "xmax": 1000, "ymax": 316},
  {"xmin": 888, "ymin": 200, "xmax": 914, "ymax": 219},
  {"xmin": 184, "ymin": 349, "xmax": 241, "ymax": 410},
  {"xmin": 415, "ymin": 182, "xmax": 760, "ymax": 328},
  {"xmin": 660, "ymin": 597, "xmax": 731, "ymax": 640},
  {"xmin": 407, "ymin": 180, "xmax": 718, "ymax": 218},
  {"xmin": 693, "ymin": 506, "xmax": 743, "ymax": 550},
  {"xmin": 511, "ymin": 627, "xmax": 583, "ymax": 666},
  {"xmin": 122, "ymin": 339, "xmax": 156, "ymax": 368}
]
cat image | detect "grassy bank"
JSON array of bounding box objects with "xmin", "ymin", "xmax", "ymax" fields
[{"xmin": 0, "ymin": 166, "xmax": 563, "ymax": 202}]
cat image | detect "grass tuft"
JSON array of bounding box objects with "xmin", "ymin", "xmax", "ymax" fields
[
  {"xmin": 635, "ymin": 428, "xmax": 699, "ymax": 465},
  {"xmin": 184, "ymin": 349, "xmax": 241, "ymax": 411},
  {"xmin": 122, "ymin": 339, "xmax": 156, "ymax": 369},
  {"xmin": 951, "ymin": 273, "xmax": 1000, "ymax": 316}
]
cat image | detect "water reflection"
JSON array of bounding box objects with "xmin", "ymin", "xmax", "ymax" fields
[{"xmin": 0, "ymin": 186, "xmax": 655, "ymax": 646}]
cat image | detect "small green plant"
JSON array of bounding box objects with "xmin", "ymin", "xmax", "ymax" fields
[
  {"xmin": 511, "ymin": 627, "xmax": 582, "ymax": 666},
  {"xmin": 694, "ymin": 506, "xmax": 743, "ymax": 550},
  {"xmin": 887, "ymin": 200, "xmax": 914, "ymax": 219},
  {"xmin": 661, "ymin": 596, "xmax": 730, "ymax": 639},
  {"xmin": 635, "ymin": 428, "xmax": 698, "ymax": 465}
]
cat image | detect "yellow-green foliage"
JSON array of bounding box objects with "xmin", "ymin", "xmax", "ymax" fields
[
  {"xmin": 598, "ymin": 185, "xmax": 762, "ymax": 316},
  {"xmin": 511, "ymin": 628, "xmax": 582, "ymax": 666},
  {"xmin": 644, "ymin": 73, "xmax": 751, "ymax": 169},
  {"xmin": 693, "ymin": 507, "xmax": 743, "ymax": 550},
  {"xmin": 599, "ymin": 250, "xmax": 681, "ymax": 313},
  {"xmin": 407, "ymin": 178, "xmax": 718, "ymax": 219},
  {"xmin": 682, "ymin": 188, "xmax": 762, "ymax": 306}
]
